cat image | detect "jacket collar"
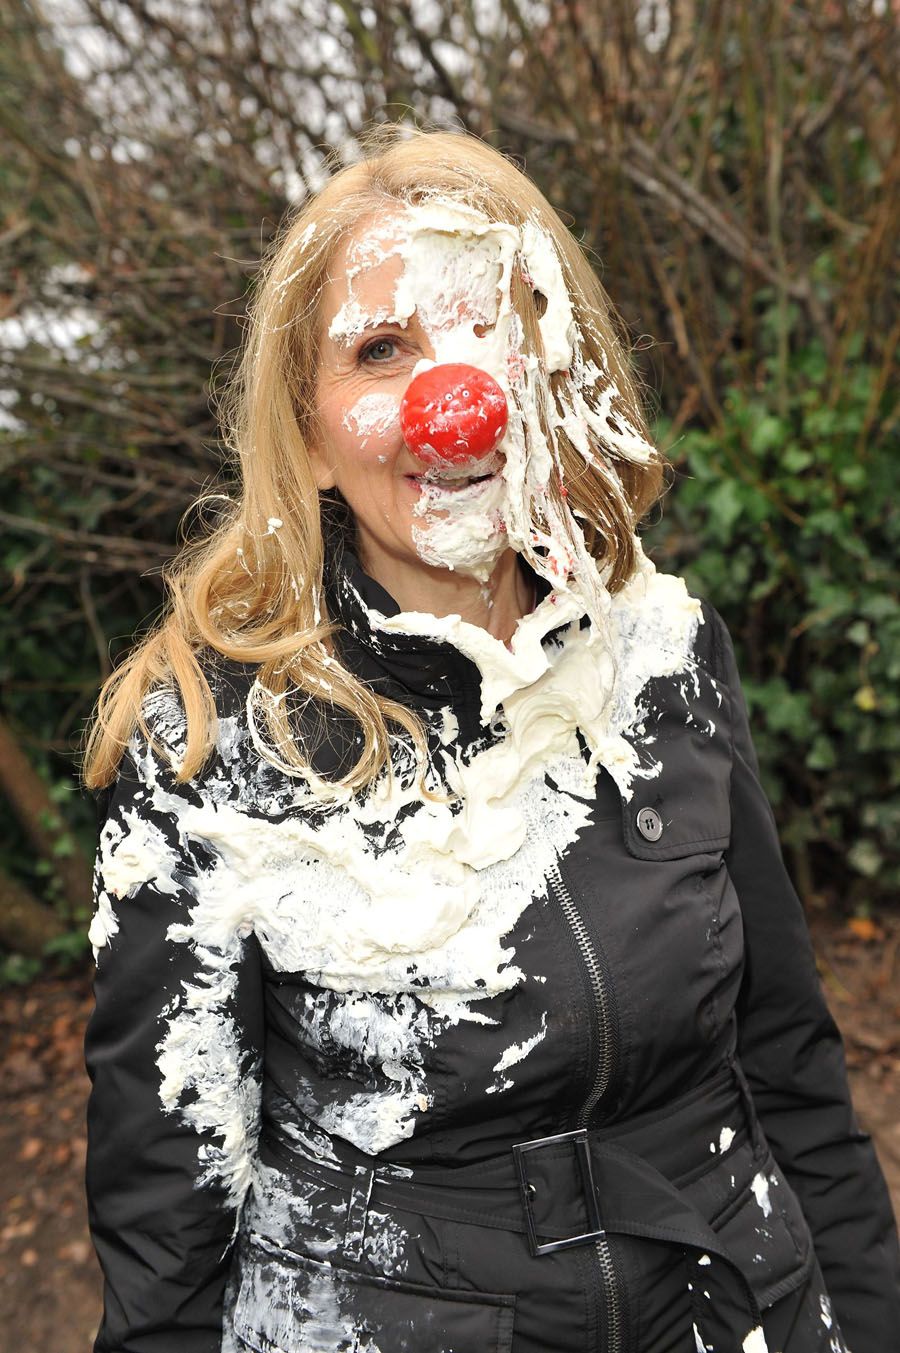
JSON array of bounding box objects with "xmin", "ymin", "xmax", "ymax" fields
[
  {"xmin": 321, "ymin": 496, "xmax": 488, "ymax": 736},
  {"xmin": 320, "ymin": 495, "xmax": 567, "ymax": 744}
]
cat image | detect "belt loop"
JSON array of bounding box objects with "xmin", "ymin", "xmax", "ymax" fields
[
  {"xmin": 729, "ymin": 1055, "xmax": 765, "ymax": 1156},
  {"xmin": 343, "ymin": 1166, "xmax": 375, "ymax": 1263}
]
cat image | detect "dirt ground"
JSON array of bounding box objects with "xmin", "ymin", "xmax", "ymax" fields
[{"xmin": 1, "ymin": 910, "xmax": 898, "ymax": 1353}]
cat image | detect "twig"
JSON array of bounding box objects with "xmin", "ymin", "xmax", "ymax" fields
[
  {"xmin": 79, "ymin": 568, "xmax": 112, "ymax": 680},
  {"xmin": 0, "ymin": 509, "xmax": 175, "ymax": 564}
]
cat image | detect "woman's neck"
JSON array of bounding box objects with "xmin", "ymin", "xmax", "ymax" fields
[{"xmin": 358, "ymin": 545, "xmax": 534, "ymax": 646}]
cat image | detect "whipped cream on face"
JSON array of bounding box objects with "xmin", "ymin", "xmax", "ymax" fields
[
  {"xmin": 328, "ymin": 198, "xmax": 655, "ymax": 600},
  {"xmin": 342, "ymin": 392, "xmax": 401, "ymax": 450},
  {"xmin": 411, "ymin": 471, "xmax": 508, "ymax": 577},
  {"xmin": 330, "ymin": 202, "xmax": 520, "ymax": 582}
]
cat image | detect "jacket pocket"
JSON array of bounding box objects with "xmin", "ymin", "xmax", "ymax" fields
[
  {"xmin": 618, "ymin": 667, "xmax": 734, "ymax": 862},
  {"xmin": 696, "ymin": 1143, "xmax": 815, "ymax": 1310},
  {"xmin": 231, "ymin": 1231, "xmax": 516, "ymax": 1353}
]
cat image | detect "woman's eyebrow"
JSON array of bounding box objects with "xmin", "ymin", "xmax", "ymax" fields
[{"xmin": 327, "ymin": 305, "xmax": 406, "ymax": 345}]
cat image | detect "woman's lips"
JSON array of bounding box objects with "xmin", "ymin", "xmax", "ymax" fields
[
  {"xmin": 404, "ymin": 452, "xmax": 503, "ymax": 495},
  {"xmin": 405, "ymin": 471, "xmax": 498, "ymax": 495}
]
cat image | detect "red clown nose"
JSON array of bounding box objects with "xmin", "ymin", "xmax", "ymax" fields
[{"xmin": 399, "ymin": 363, "xmax": 509, "ymax": 466}]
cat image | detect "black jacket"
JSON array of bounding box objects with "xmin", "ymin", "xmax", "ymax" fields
[{"xmin": 85, "ymin": 545, "xmax": 900, "ymax": 1353}]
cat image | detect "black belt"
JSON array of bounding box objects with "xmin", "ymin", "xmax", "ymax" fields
[
  {"xmin": 261, "ymin": 1065, "xmax": 765, "ymax": 1328},
  {"xmin": 264, "ymin": 1065, "xmax": 753, "ymax": 1234},
  {"xmin": 510, "ymin": 1126, "xmax": 761, "ymax": 1318}
]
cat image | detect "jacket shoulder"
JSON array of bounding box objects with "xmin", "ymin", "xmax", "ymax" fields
[{"xmin": 689, "ymin": 600, "xmax": 740, "ymax": 689}]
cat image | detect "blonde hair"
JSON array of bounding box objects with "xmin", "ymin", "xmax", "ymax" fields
[{"xmin": 83, "ymin": 125, "xmax": 665, "ymax": 792}]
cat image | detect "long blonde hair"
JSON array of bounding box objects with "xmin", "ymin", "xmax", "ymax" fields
[{"xmin": 83, "ymin": 126, "xmax": 665, "ymax": 792}]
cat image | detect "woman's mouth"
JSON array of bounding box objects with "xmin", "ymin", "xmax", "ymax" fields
[
  {"xmin": 404, "ymin": 453, "xmax": 503, "ymax": 496},
  {"xmin": 406, "ymin": 470, "xmax": 498, "ymax": 494}
]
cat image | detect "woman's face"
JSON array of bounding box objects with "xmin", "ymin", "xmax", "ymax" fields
[{"xmin": 309, "ymin": 206, "xmax": 518, "ymax": 595}]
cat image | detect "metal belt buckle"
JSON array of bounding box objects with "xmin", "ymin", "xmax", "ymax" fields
[{"xmin": 512, "ymin": 1127, "xmax": 605, "ymax": 1257}]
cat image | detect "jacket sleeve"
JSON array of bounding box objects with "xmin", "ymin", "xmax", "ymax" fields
[
  {"xmin": 711, "ymin": 608, "xmax": 900, "ymax": 1348},
  {"xmin": 85, "ymin": 730, "xmax": 264, "ymax": 1353}
]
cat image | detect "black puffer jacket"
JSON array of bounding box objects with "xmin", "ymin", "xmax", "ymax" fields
[{"xmin": 85, "ymin": 543, "xmax": 900, "ymax": 1353}]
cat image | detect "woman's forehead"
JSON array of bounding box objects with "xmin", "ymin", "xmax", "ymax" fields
[
  {"xmin": 323, "ymin": 201, "xmax": 519, "ymax": 346},
  {"xmin": 320, "ymin": 217, "xmax": 407, "ymax": 332},
  {"xmin": 340, "ymin": 207, "xmax": 409, "ymax": 273}
]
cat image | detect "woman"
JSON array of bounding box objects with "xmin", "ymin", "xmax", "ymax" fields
[{"xmin": 83, "ymin": 128, "xmax": 899, "ymax": 1353}]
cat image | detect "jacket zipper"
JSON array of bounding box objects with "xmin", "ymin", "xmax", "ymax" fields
[
  {"xmin": 547, "ymin": 860, "xmax": 624, "ymax": 1353},
  {"xmin": 547, "ymin": 861, "xmax": 619, "ymax": 1123}
]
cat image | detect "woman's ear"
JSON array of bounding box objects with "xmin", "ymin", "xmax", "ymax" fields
[{"xmin": 306, "ymin": 444, "xmax": 338, "ymax": 491}]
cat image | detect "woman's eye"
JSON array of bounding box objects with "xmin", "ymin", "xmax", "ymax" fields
[{"xmin": 360, "ymin": 337, "xmax": 398, "ymax": 364}]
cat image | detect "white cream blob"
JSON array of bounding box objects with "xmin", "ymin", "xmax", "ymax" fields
[
  {"xmin": 87, "ymin": 891, "xmax": 119, "ymax": 959},
  {"xmin": 341, "ymin": 392, "xmax": 401, "ymax": 448},
  {"xmin": 520, "ymin": 218, "xmax": 576, "ymax": 371},
  {"xmin": 96, "ymin": 807, "xmax": 181, "ymax": 900},
  {"xmin": 375, "ymin": 541, "xmax": 701, "ymax": 799},
  {"xmin": 88, "ymin": 808, "xmax": 183, "ymax": 959},
  {"xmin": 494, "ymin": 1020, "xmax": 548, "ymax": 1072},
  {"xmin": 750, "ymin": 1171, "xmax": 773, "ymax": 1218},
  {"xmin": 156, "ymin": 963, "xmax": 261, "ymax": 1209},
  {"xmin": 229, "ymin": 1254, "xmax": 386, "ymax": 1353},
  {"xmin": 411, "ymin": 471, "xmax": 508, "ymax": 582}
]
